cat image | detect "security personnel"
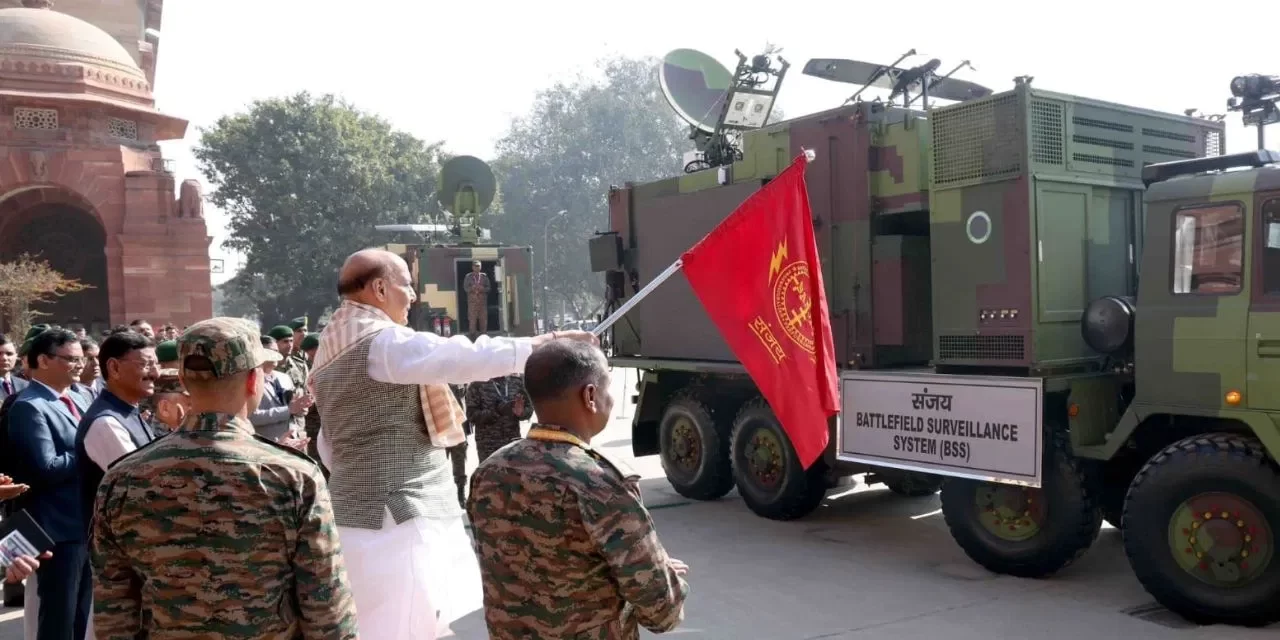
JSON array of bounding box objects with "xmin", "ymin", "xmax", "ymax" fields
[
  {"xmin": 89, "ymin": 318, "xmax": 358, "ymax": 639},
  {"xmin": 466, "ymin": 339, "xmax": 689, "ymax": 639}
]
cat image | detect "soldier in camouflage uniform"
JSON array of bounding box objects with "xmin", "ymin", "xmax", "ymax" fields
[
  {"xmin": 298, "ymin": 332, "xmax": 326, "ymax": 474},
  {"xmin": 89, "ymin": 317, "xmax": 358, "ymax": 639},
  {"xmin": 155, "ymin": 339, "xmax": 179, "ymax": 369},
  {"xmin": 467, "ymin": 339, "xmax": 689, "ymax": 639},
  {"xmin": 139, "ymin": 368, "xmax": 187, "ymax": 435},
  {"xmin": 466, "ymin": 372, "xmax": 532, "ymax": 462},
  {"xmin": 268, "ymin": 325, "xmax": 309, "ymax": 433},
  {"xmin": 463, "ymin": 260, "xmax": 490, "ymax": 334},
  {"xmin": 446, "ymin": 383, "xmax": 470, "ymax": 507}
]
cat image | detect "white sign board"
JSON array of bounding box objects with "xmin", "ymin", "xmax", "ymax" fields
[{"xmin": 837, "ymin": 371, "xmax": 1043, "ymax": 487}]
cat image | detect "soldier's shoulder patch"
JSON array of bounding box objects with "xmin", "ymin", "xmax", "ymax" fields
[
  {"xmin": 251, "ymin": 434, "xmax": 323, "ymax": 469},
  {"xmin": 586, "ymin": 447, "xmax": 640, "ymax": 483}
]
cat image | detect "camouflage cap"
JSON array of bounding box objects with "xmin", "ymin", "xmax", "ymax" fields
[
  {"xmin": 300, "ymin": 332, "xmax": 320, "ymax": 351},
  {"xmin": 153, "ymin": 368, "xmax": 185, "ymax": 394},
  {"xmin": 288, "ymin": 316, "xmax": 308, "ymax": 331},
  {"xmin": 267, "ymin": 325, "xmax": 293, "ymax": 340},
  {"xmin": 179, "ymin": 317, "xmax": 281, "ymax": 380},
  {"xmin": 155, "ymin": 339, "xmax": 178, "ymax": 363}
]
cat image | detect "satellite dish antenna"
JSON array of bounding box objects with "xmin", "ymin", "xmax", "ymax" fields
[
  {"xmin": 658, "ymin": 47, "xmax": 790, "ymax": 174},
  {"xmin": 437, "ymin": 155, "xmax": 498, "ymax": 245},
  {"xmin": 659, "ymin": 48, "xmax": 735, "ymax": 134},
  {"xmin": 438, "ymin": 155, "xmax": 497, "ymax": 216}
]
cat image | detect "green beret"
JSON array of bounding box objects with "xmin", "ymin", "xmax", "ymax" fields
[
  {"xmin": 155, "ymin": 339, "xmax": 179, "ymax": 363},
  {"xmin": 288, "ymin": 317, "xmax": 308, "ymax": 331},
  {"xmin": 267, "ymin": 325, "xmax": 293, "ymax": 340},
  {"xmin": 300, "ymin": 332, "xmax": 320, "ymax": 351},
  {"xmin": 24, "ymin": 324, "xmax": 51, "ymax": 342}
]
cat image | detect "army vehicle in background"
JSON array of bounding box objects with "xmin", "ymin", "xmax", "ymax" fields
[
  {"xmin": 591, "ymin": 47, "xmax": 1280, "ymax": 625},
  {"xmin": 378, "ymin": 155, "xmax": 536, "ymax": 337}
]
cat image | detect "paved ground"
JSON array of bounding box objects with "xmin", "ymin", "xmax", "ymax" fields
[{"xmin": 3, "ymin": 366, "xmax": 1276, "ymax": 639}]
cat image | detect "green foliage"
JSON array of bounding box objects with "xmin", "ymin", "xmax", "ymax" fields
[
  {"xmin": 487, "ymin": 55, "xmax": 694, "ymax": 318},
  {"xmin": 194, "ymin": 92, "xmax": 443, "ymax": 323}
]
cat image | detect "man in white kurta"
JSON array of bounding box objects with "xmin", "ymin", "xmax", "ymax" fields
[{"xmin": 309, "ymin": 249, "xmax": 595, "ymax": 640}]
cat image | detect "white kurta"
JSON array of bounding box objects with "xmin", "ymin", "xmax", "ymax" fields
[{"xmin": 318, "ymin": 326, "xmax": 533, "ymax": 640}]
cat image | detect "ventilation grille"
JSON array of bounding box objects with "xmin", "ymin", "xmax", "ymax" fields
[
  {"xmin": 1068, "ymin": 109, "xmax": 1220, "ymax": 176},
  {"xmin": 1204, "ymin": 131, "xmax": 1223, "ymax": 157},
  {"xmin": 932, "ymin": 93, "xmax": 1023, "ymax": 186},
  {"xmin": 14, "ymin": 107, "xmax": 57, "ymax": 130},
  {"xmin": 107, "ymin": 117, "xmax": 137, "ymax": 140},
  {"xmin": 1030, "ymin": 99, "xmax": 1064, "ymax": 165},
  {"xmin": 938, "ymin": 335, "xmax": 1026, "ymax": 362}
]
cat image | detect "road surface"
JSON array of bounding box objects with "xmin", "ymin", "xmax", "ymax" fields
[{"xmin": 3, "ymin": 366, "xmax": 1275, "ymax": 639}]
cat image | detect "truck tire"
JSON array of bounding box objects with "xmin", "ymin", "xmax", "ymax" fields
[
  {"xmin": 940, "ymin": 431, "xmax": 1103, "ymax": 578},
  {"xmin": 884, "ymin": 472, "xmax": 945, "ymax": 497},
  {"xmin": 729, "ymin": 398, "xmax": 828, "ymax": 521},
  {"xmin": 1121, "ymin": 433, "xmax": 1280, "ymax": 627},
  {"xmin": 658, "ymin": 393, "xmax": 735, "ymax": 501}
]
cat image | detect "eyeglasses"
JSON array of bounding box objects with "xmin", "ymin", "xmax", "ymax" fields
[
  {"xmin": 50, "ymin": 354, "xmax": 84, "ymax": 365},
  {"xmin": 117, "ymin": 358, "xmax": 160, "ymax": 371}
]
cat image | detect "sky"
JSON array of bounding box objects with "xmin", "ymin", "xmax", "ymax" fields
[{"xmin": 150, "ymin": 0, "xmax": 1280, "ymax": 285}]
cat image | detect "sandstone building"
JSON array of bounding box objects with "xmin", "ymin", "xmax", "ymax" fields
[{"xmin": 0, "ymin": 0, "xmax": 211, "ymax": 334}]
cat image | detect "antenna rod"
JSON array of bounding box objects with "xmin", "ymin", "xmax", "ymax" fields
[{"xmin": 846, "ymin": 48, "xmax": 915, "ymax": 105}]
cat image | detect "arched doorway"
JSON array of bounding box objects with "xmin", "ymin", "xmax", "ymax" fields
[{"xmin": 0, "ymin": 199, "xmax": 109, "ymax": 336}]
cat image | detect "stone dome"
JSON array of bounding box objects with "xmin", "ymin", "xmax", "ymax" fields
[{"xmin": 0, "ymin": 4, "xmax": 145, "ymax": 81}]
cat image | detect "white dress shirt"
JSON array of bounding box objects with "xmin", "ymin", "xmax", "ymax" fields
[
  {"xmin": 84, "ymin": 414, "xmax": 138, "ymax": 472},
  {"xmin": 365, "ymin": 325, "xmax": 533, "ymax": 385}
]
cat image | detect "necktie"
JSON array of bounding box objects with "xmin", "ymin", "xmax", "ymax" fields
[
  {"xmin": 60, "ymin": 395, "xmax": 80, "ymax": 420},
  {"xmin": 3, "ymin": 379, "xmax": 11, "ymax": 396},
  {"xmin": 272, "ymin": 378, "xmax": 285, "ymax": 405}
]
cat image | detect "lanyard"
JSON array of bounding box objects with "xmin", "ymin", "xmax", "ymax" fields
[{"xmin": 526, "ymin": 425, "xmax": 590, "ymax": 450}]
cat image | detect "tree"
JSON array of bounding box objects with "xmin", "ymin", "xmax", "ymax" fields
[
  {"xmin": 194, "ymin": 92, "xmax": 444, "ymax": 323},
  {"xmin": 211, "ymin": 278, "xmax": 260, "ymax": 322},
  {"xmin": 487, "ymin": 55, "xmax": 695, "ymax": 319},
  {"xmin": 0, "ymin": 254, "xmax": 90, "ymax": 340}
]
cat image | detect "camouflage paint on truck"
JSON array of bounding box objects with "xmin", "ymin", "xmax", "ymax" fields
[
  {"xmin": 928, "ymin": 82, "xmax": 1224, "ymax": 371},
  {"xmin": 1069, "ymin": 157, "xmax": 1280, "ymax": 464},
  {"xmin": 384, "ymin": 242, "xmax": 536, "ymax": 337}
]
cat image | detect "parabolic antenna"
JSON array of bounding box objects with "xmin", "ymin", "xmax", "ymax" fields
[
  {"xmin": 659, "ymin": 49, "xmax": 734, "ymax": 133},
  {"xmin": 438, "ymin": 155, "xmax": 497, "ymax": 216}
]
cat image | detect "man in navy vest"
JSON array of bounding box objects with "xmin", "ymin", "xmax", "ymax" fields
[{"xmin": 75, "ymin": 331, "xmax": 159, "ymax": 531}]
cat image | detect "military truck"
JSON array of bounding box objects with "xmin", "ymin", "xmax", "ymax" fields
[
  {"xmin": 378, "ymin": 155, "xmax": 537, "ymax": 338},
  {"xmin": 591, "ymin": 50, "xmax": 1280, "ymax": 625}
]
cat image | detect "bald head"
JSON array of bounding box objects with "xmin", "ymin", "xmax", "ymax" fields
[{"xmin": 337, "ymin": 249, "xmax": 402, "ymax": 297}]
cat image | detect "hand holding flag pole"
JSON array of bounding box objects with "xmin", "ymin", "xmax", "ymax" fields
[{"xmin": 589, "ymin": 148, "xmax": 837, "ymax": 469}]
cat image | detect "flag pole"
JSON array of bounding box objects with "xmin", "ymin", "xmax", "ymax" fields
[
  {"xmin": 588, "ymin": 148, "xmax": 816, "ymax": 339},
  {"xmin": 591, "ymin": 258, "xmax": 683, "ymax": 337}
]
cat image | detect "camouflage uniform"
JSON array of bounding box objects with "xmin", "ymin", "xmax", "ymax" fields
[
  {"xmin": 89, "ymin": 317, "xmax": 358, "ymax": 640},
  {"xmin": 445, "ymin": 383, "xmax": 470, "ymax": 507},
  {"xmin": 465, "ymin": 374, "xmax": 533, "ymax": 462},
  {"xmin": 466, "ymin": 424, "xmax": 688, "ymax": 639},
  {"xmin": 270, "ymin": 325, "xmax": 310, "ymax": 433},
  {"xmin": 463, "ymin": 266, "xmax": 490, "ymax": 334},
  {"xmin": 139, "ymin": 368, "xmax": 184, "ymax": 435}
]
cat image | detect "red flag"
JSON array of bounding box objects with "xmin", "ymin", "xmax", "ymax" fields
[{"xmin": 680, "ymin": 153, "xmax": 839, "ymax": 469}]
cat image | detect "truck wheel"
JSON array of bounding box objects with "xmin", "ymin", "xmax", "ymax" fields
[
  {"xmin": 729, "ymin": 398, "xmax": 828, "ymax": 521},
  {"xmin": 1122, "ymin": 433, "xmax": 1280, "ymax": 627},
  {"xmin": 658, "ymin": 393, "xmax": 735, "ymax": 501},
  {"xmin": 940, "ymin": 432, "xmax": 1102, "ymax": 578},
  {"xmin": 884, "ymin": 472, "xmax": 945, "ymax": 497}
]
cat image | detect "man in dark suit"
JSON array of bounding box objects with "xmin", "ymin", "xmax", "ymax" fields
[
  {"xmin": 7, "ymin": 328, "xmax": 91, "ymax": 640},
  {"xmin": 0, "ymin": 332, "xmax": 30, "ymax": 607},
  {"xmin": 0, "ymin": 333, "xmax": 27, "ymax": 401}
]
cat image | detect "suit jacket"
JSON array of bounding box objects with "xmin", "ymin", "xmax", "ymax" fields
[
  {"xmin": 0, "ymin": 374, "xmax": 27, "ymax": 402},
  {"xmin": 7, "ymin": 381, "xmax": 92, "ymax": 543}
]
